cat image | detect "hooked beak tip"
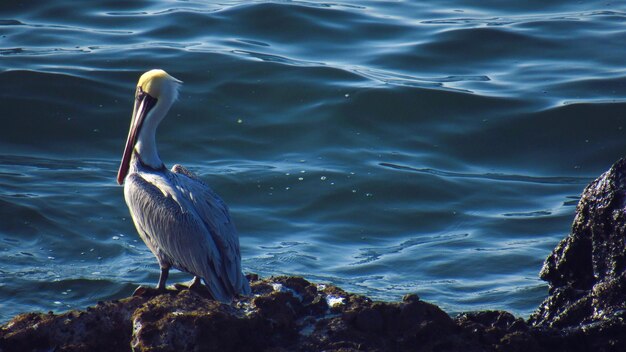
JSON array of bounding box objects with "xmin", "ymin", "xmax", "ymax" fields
[{"xmin": 116, "ymin": 167, "xmax": 127, "ymax": 185}]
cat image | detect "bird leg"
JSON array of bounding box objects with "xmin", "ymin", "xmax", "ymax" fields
[
  {"xmin": 189, "ymin": 276, "xmax": 214, "ymax": 299},
  {"xmin": 134, "ymin": 265, "xmax": 171, "ymax": 297},
  {"xmin": 156, "ymin": 266, "xmax": 170, "ymax": 291}
]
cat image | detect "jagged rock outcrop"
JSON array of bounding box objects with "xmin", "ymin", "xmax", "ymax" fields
[
  {"xmin": 3, "ymin": 159, "xmax": 626, "ymax": 351},
  {"xmin": 526, "ymin": 158, "xmax": 626, "ymax": 350},
  {"xmin": 530, "ymin": 158, "xmax": 626, "ymax": 329}
]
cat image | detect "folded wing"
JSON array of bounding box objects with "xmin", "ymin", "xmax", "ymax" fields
[{"xmin": 124, "ymin": 165, "xmax": 250, "ymax": 302}]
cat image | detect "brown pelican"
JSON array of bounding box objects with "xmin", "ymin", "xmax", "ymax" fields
[{"xmin": 116, "ymin": 69, "xmax": 250, "ymax": 302}]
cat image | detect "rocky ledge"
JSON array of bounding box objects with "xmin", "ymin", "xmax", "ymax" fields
[{"xmin": 4, "ymin": 159, "xmax": 626, "ymax": 352}]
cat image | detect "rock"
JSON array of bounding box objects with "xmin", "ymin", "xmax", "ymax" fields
[
  {"xmin": 4, "ymin": 159, "xmax": 626, "ymax": 351},
  {"xmin": 4, "ymin": 274, "xmax": 599, "ymax": 352},
  {"xmin": 530, "ymin": 158, "xmax": 626, "ymax": 331},
  {"xmin": 0, "ymin": 276, "xmax": 484, "ymax": 352},
  {"xmin": 0, "ymin": 296, "xmax": 147, "ymax": 352}
]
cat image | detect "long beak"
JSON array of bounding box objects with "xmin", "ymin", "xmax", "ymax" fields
[{"xmin": 117, "ymin": 89, "xmax": 158, "ymax": 185}]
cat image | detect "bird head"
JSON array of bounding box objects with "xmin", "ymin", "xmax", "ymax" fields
[
  {"xmin": 117, "ymin": 69, "xmax": 182, "ymax": 185},
  {"xmin": 137, "ymin": 69, "xmax": 181, "ymax": 103}
]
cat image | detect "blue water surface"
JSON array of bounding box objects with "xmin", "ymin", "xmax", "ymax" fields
[{"xmin": 1, "ymin": 0, "xmax": 626, "ymax": 322}]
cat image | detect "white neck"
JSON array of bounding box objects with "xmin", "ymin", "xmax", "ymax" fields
[{"xmin": 134, "ymin": 97, "xmax": 174, "ymax": 169}]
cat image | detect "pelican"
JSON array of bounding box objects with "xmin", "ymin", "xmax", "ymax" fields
[{"xmin": 116, "ymin": 69, "xmax": 251, "ymax": 302}]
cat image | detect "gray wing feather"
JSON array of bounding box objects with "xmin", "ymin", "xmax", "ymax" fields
[
  {"xmin": 125, "ymin": 169, "xmax": 250, "ymax": 302},
  {"xmin": 171, "ymin": 164, "xmax": 201, "ymax": 181},
  {"xmin": 171, "ymin": 165, "xmax": 250, "ymax": 294}
]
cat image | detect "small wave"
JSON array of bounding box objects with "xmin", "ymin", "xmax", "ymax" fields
[
  {"xmin": 236, "ymin": 38, "xmax": 271, "ymax": 47},
  {"xmin": 421, "ymin": 10, "xmax": 626, "ymax": 27},
  {"xmin": 0, "ymin": 47, "xmax": 91, "ymax": 57},
  {"xmin": 6, "ymin": 19, "xmax": 133, "ymax": 34},
  {"xmin": 352, "ymin": 233, "xmax": 469, "ymax": 265},
  {"xmin": 562, "ymin": 99, "xmax": 626, "ymax": 105},
  {"xmin": 0, "ymin": 19, "xmax": 24, "ymax": 26},
  {"xmin": 104, "ymin": 11, "xmax": 149, "ymax": 16},
  {"xmin": 231, "ymin": 49, "xmax": 325, "ymax": 66},
  {"xmin": 502, "ymin": 210, "xmax": 552, "ymax": 217},
  {"xmin": 0, "ymin": 48, "xmax": 23, "ymax": 56},
  {"xmin": 352, "ymin": 67, "xmax": 490, "ymax": 92},
  {"xmin": 379, "ymin": 162, "xmax": 591, "ymax": 185},
  {"xmin": 259, "ymin": 241, "xmax": 305, "ymax": 250}
]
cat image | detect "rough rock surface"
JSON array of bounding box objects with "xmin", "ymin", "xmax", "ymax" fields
[
  {"xmin": 526, "ymin": 158, "xmax": 626, "ymax": 350},
  {"xmin": 530, "ymin": 159, "xmax": 626, "ymax": 327},
  {"xmin": 0, "ymin": 276, "xmax": 488, "ymax": 352},
  {"xmin": 3, "ymin": 159, "xmax": 626, "ymax": 351}
]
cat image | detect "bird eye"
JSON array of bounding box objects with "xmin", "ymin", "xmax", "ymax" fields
[{"xmin": 136, "ymin": 87, "xmax": 146, "ymax": 99}]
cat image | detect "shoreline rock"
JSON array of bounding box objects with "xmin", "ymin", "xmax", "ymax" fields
[
  {"xmin": 3, "ymin": 159, "xmax": 626, "ymax": 351},
  {"xmin": 0, "ymin": 275, "xmax": 532, "ymax": 352}
]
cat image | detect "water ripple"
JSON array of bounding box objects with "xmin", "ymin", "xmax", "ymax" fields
[
  {"xmin": 352, "ymin": 233, "xmax": 470, "ymax": 265},
  {"xmin": 1, "ymin": 0, "xmax": 625, "ymax": 322},
  {"xmin": 379, "ymin": 162, "xmax": 592, "ymax": 185}
]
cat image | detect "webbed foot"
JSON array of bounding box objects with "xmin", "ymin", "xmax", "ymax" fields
[
  {"xmin": 132, "ymin": 285, "xmax": 167, "ymax": 297},
  {"xmin": 189, "ymin": 276, "xmax": 203, "ymax": 290},
  {"xmin": 173, "ymin": 277, "xmax": 214, "ymax": 299}
]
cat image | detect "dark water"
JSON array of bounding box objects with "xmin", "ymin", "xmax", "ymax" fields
[{"xmin": 1, "ymin": 1, "xmax": 626, "ymax": 322}]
